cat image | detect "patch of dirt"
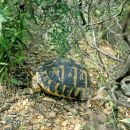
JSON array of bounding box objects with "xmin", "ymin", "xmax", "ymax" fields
[{"xmin": 0, "ymin": 85, "xmax": 129, "ymax": 130}]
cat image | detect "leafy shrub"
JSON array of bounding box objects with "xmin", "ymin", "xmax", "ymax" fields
[{"xmin": 0, "ymin": 1, "xmax": 28, "ymax": 85}]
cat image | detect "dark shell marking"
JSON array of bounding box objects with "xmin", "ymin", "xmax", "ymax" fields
[{"xmin": 35, "ymin": 59, "xmax": 91, "ymax": 100}]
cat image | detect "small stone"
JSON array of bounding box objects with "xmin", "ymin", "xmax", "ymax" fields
[
  {"xmin": 42, "ymin": 97, "xmax": 56, "ymax": 103},
  {"xmin": 10, "ymin": 112, "xmax": 18, "ymax": 118},
  {"xmin": 67, "ymin": 112, "xmax": 72, "ymax": 116},
  {"xmin": 53, "ymin": 108, "xmax": 57, "ymax": 112},
  {"xmin": 48, "ymin": 109, "xmax": 51, "ymax": 112},
  {"xmin": 3, "ymin": 124, "xmax": 13, "ymax": 130},
  {"xmin": 22, "ymin": 99, "xmax": 28, "ymax": 106},
  {"xmin": 64, "ymin": 105, "xmax": 78, "ymax": 115},
  {"xmin": 74, "ymin": 124, "xmax": 81, "ymax": 130},
  {"xmin": 62, "ymin": 120, "xmax": 68, "ymax": 127},
  {"xmin": 64, "ymin": 105, "xmax": 70, "ymax": 110},
  {"xmin": 52, "ymin": 125, "xmax": 61, "ymax": 130},
  {"xmin": 40, "ymin": 126, "xmax": 45, "ymax": 130},
  {"xmin": 46, "ymin": 122, "xmax": 52, "ymax": 127},
  {"xmin": 0, "ymin": 85, "xmax": 5, "ymax": 93},
  {"xmin": 0, "ymin": 120, "xmax": 6, "ymax": 124},
  {"xmin": 70, "ymin": 125, "xmax": 74, "ymax": 129},
  {"xmin": 104, "ymin": 102, "xmax": 109, "ymax": 108},
  {"xmin": 40, "ymin": 126, "xmax": 52, "ymax": 130},
  {"xmin": 69, "ymin": 108, "xmax": 78, "ymax": 115},
  {"xmin": 47, "ymin": 111, "xmax": 56, "ymax": 118}
]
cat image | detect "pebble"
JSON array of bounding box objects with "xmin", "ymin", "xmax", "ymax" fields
[
  {"xmin": 74, "ymin": 124, "xmax": 81, "ymax": 130},
  {"xmin": 0, "ymin": 120, "xmax": 6, "ymax": 124},
  {"xmin": 62, "ymin": 120, "xmax": 68, "ymax": 127},
  {"xmin": 64, "ymin": 105, "xmax": 78, "ymax": 115},
  {"xmin": 47, "ymin": 111, "xmax": 56, "ymax": 118},
  {"xmin": 46, "ymin": 108, "xmax": 50, "ymax": 112},
  {"xmin": 64, "ymin": 105, "xmax": 70, "ymax": 110},
  {"xmin": 73, "ymin": 103, "xmax": 80, "ymax": 110},
  {"xmin": 40, "ymin": 126, "xmax": 52, "ymax": 130},
  {"xmin": 42, "ymin": 97, "xmax": 57, "ymax": 103},
  {"xmin": 70, "ymin": 125, "xmax": 74, "ymax": 129},
  {"xmin": 10, "ymin": 112, "xmax": 18, "ymax": 118},
  {"xmin": 46, "ymin": 122, "xmax": 52, "ymax": 127},
  {"xmin": 0, "ymin": 85, "xmax": 4, "ymax": 93},
  {"xmin": 53, "ymin": 108, "xmax": 58, "ymax": 112},
  {"xmin": 3, "ymin": 124, "xmax": 13, "ymax": 130},
  {"xmin": 52, "ymin": 125, "xmax": 61, "ymax": 130},
  {"xmin": 69, "ymin": 108, "xmax": 78, "ymax": 115}
]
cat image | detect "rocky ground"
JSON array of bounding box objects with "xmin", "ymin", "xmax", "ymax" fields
[{"xmin": 0, "ymin": 85, "xmax": 130, "ymax": 130}]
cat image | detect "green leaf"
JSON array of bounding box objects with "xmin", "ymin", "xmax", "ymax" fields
[
  {"xmin": 0, "ymin": 14, "xmax": 6, "ymax": 23},
  {"xmin": 127, "ymin": 118, "xmax": 130, "ymax": 123},
  {"xmin": 90, "ymin": 126, "xmax": 96, "ymax": 130},
  {"xmin": 0, "ymin": 14, "xmax": 6, "ymax": 36},
  {"xmin": 12, "ymin": 54, "xmax": 25, "ymax": 64},
  {"xmin": 109, "ymin": 100, "xmax": 114, "ymax": 107},
  {"xmin": 11, "ymin": 78, "xmax": 22, "ymax": 85},
  {"xmin": 0, "ymin": 36, "xmax": 8, "ymax": 50},
  {"xmin": 0, "ymin": 62, "xmax": 8, "ymax": 65},
  {"xmin": 0, "ymin": 66, "xmax": 5, "ymax": 73}
]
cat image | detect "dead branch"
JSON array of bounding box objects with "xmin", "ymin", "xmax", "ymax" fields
[
  {"xmin": 116, "ymin": 54, "xmax": 130, "ymax": 82},
  {"xmin": 122, "ymin": 11, "xmax": 130, "ymax": 47},
  {"xmin": 66, "ymin": 4, "xmax": 123, "ymax": 62},
  {"xmin": 91, "ymin": 85, "xmax": 130, "ymax": 108},
  {"xmin": 92, "ymin": 29, "xmax": 106, "ymax": 72},
  {"xmin": 115, "ymin": 10, "xmax": 130, "ymax": 82},
  {"xmin": 79, "ymin": 0, "xmax": 87, "ymax": 25},
  {"xmin": 110, "ymin": 85, "xmax": 130, "ymax": 107}
]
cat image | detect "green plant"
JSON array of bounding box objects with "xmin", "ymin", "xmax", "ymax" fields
[{"xmin": 0, "ymin": 0, "xmax": 28, "ymax": 85}]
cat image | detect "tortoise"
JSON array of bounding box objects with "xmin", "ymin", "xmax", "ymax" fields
[{"xmin": 32, "ymin": 58, "xmax": 92, "ymax": 100}]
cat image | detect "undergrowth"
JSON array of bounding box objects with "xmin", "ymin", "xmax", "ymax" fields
[
  {"xmin": 0, "ymin": 1, "xmax": 28, "ymax": 86},
  {"xmin": 0, "ymin": 0, "xmax": 81, "ymax": 86}
]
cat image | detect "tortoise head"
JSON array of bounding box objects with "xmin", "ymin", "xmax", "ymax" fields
[{"xmin": 32, "ymin": 72, "xmax": 42, "ymax": 93}]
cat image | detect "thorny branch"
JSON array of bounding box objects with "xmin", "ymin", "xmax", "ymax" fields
[
  {"xmin": 66, "ymin": 3, "xmax": 123, "ymax": 62},
  {"xmin": 122, "ymin": 11, "xmax": 130, "ymax": 47},
  {"xmin": 111, "ymin": 9, "xmax": 130, "ymax": 107},
  {"xmin": 76, "ymin": 0, "xmax": 129, "ymax": 28},
  {"xmin": 92, "ymin": 30, "xmax": 106, "ymax": 72},
  {"xmin": 66, "ymin": 1, "xmax": 130, "ymax": 107}
]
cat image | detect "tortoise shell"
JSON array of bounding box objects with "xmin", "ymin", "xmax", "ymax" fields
[{"xmin": 32, "ymin": 58, "xmax": 92, "ymax": 100}]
